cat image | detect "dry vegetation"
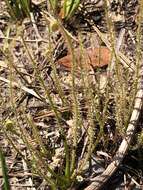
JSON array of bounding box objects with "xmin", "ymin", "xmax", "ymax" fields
[{"xmin": 0, "ymin": 0, "xmax": 143, "ymax": 190}]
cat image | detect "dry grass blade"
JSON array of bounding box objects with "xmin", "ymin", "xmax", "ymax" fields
[
  {"xmin": 107, "ymin": 28, "xmax": 125, "ymax": 75},
  {"xmin": 92, "ymin": 26, "xmax": 135, "ymax": 71},
  {"xmin": 84, "ymin": 61, "xmax": 143, "ymax": 190},
  {"xmin": 0, "ymin": 76, "xmax": 42, "ymax": 100}
]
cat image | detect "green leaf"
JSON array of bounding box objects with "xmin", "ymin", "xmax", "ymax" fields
[{"xmin": 63, "ymin": 0, "xmax": 80, "ymax": 20}]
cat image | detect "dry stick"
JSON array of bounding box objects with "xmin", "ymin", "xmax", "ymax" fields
[{"xmin": 84, "ymin": 61, "xmax": 143, "ymax": 190}]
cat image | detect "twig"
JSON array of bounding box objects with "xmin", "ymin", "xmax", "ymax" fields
[
  {"xmin": 84, "ymin": 60, "xmax": 143, "ymax": 190},
  {"xmin": 33, "ymin": 106, "xmax": 70, "ymax": 120}
]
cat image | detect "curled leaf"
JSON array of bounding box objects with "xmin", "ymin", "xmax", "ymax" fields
[{"xmin": 57, "ymin": 47, "xmax": 111, "ymax": 71}]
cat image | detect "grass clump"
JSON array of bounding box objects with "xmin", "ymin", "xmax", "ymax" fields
[
  {"xmin": 49, "ymin": 0, "xmax": 80, "ymax": 20},
  {"xmin": 4, "ymin": 0, "xmax": 31, "ymax": 21}
]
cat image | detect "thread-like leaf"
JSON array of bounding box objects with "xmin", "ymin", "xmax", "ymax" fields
[{"xmin": 0, "ymin": 147, "xmax": 10, "ymax": 190}]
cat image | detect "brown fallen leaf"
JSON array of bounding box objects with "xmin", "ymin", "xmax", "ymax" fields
[{"xmin": 57, "ymin": 47, "xmax": 111, "ymax": 71}]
